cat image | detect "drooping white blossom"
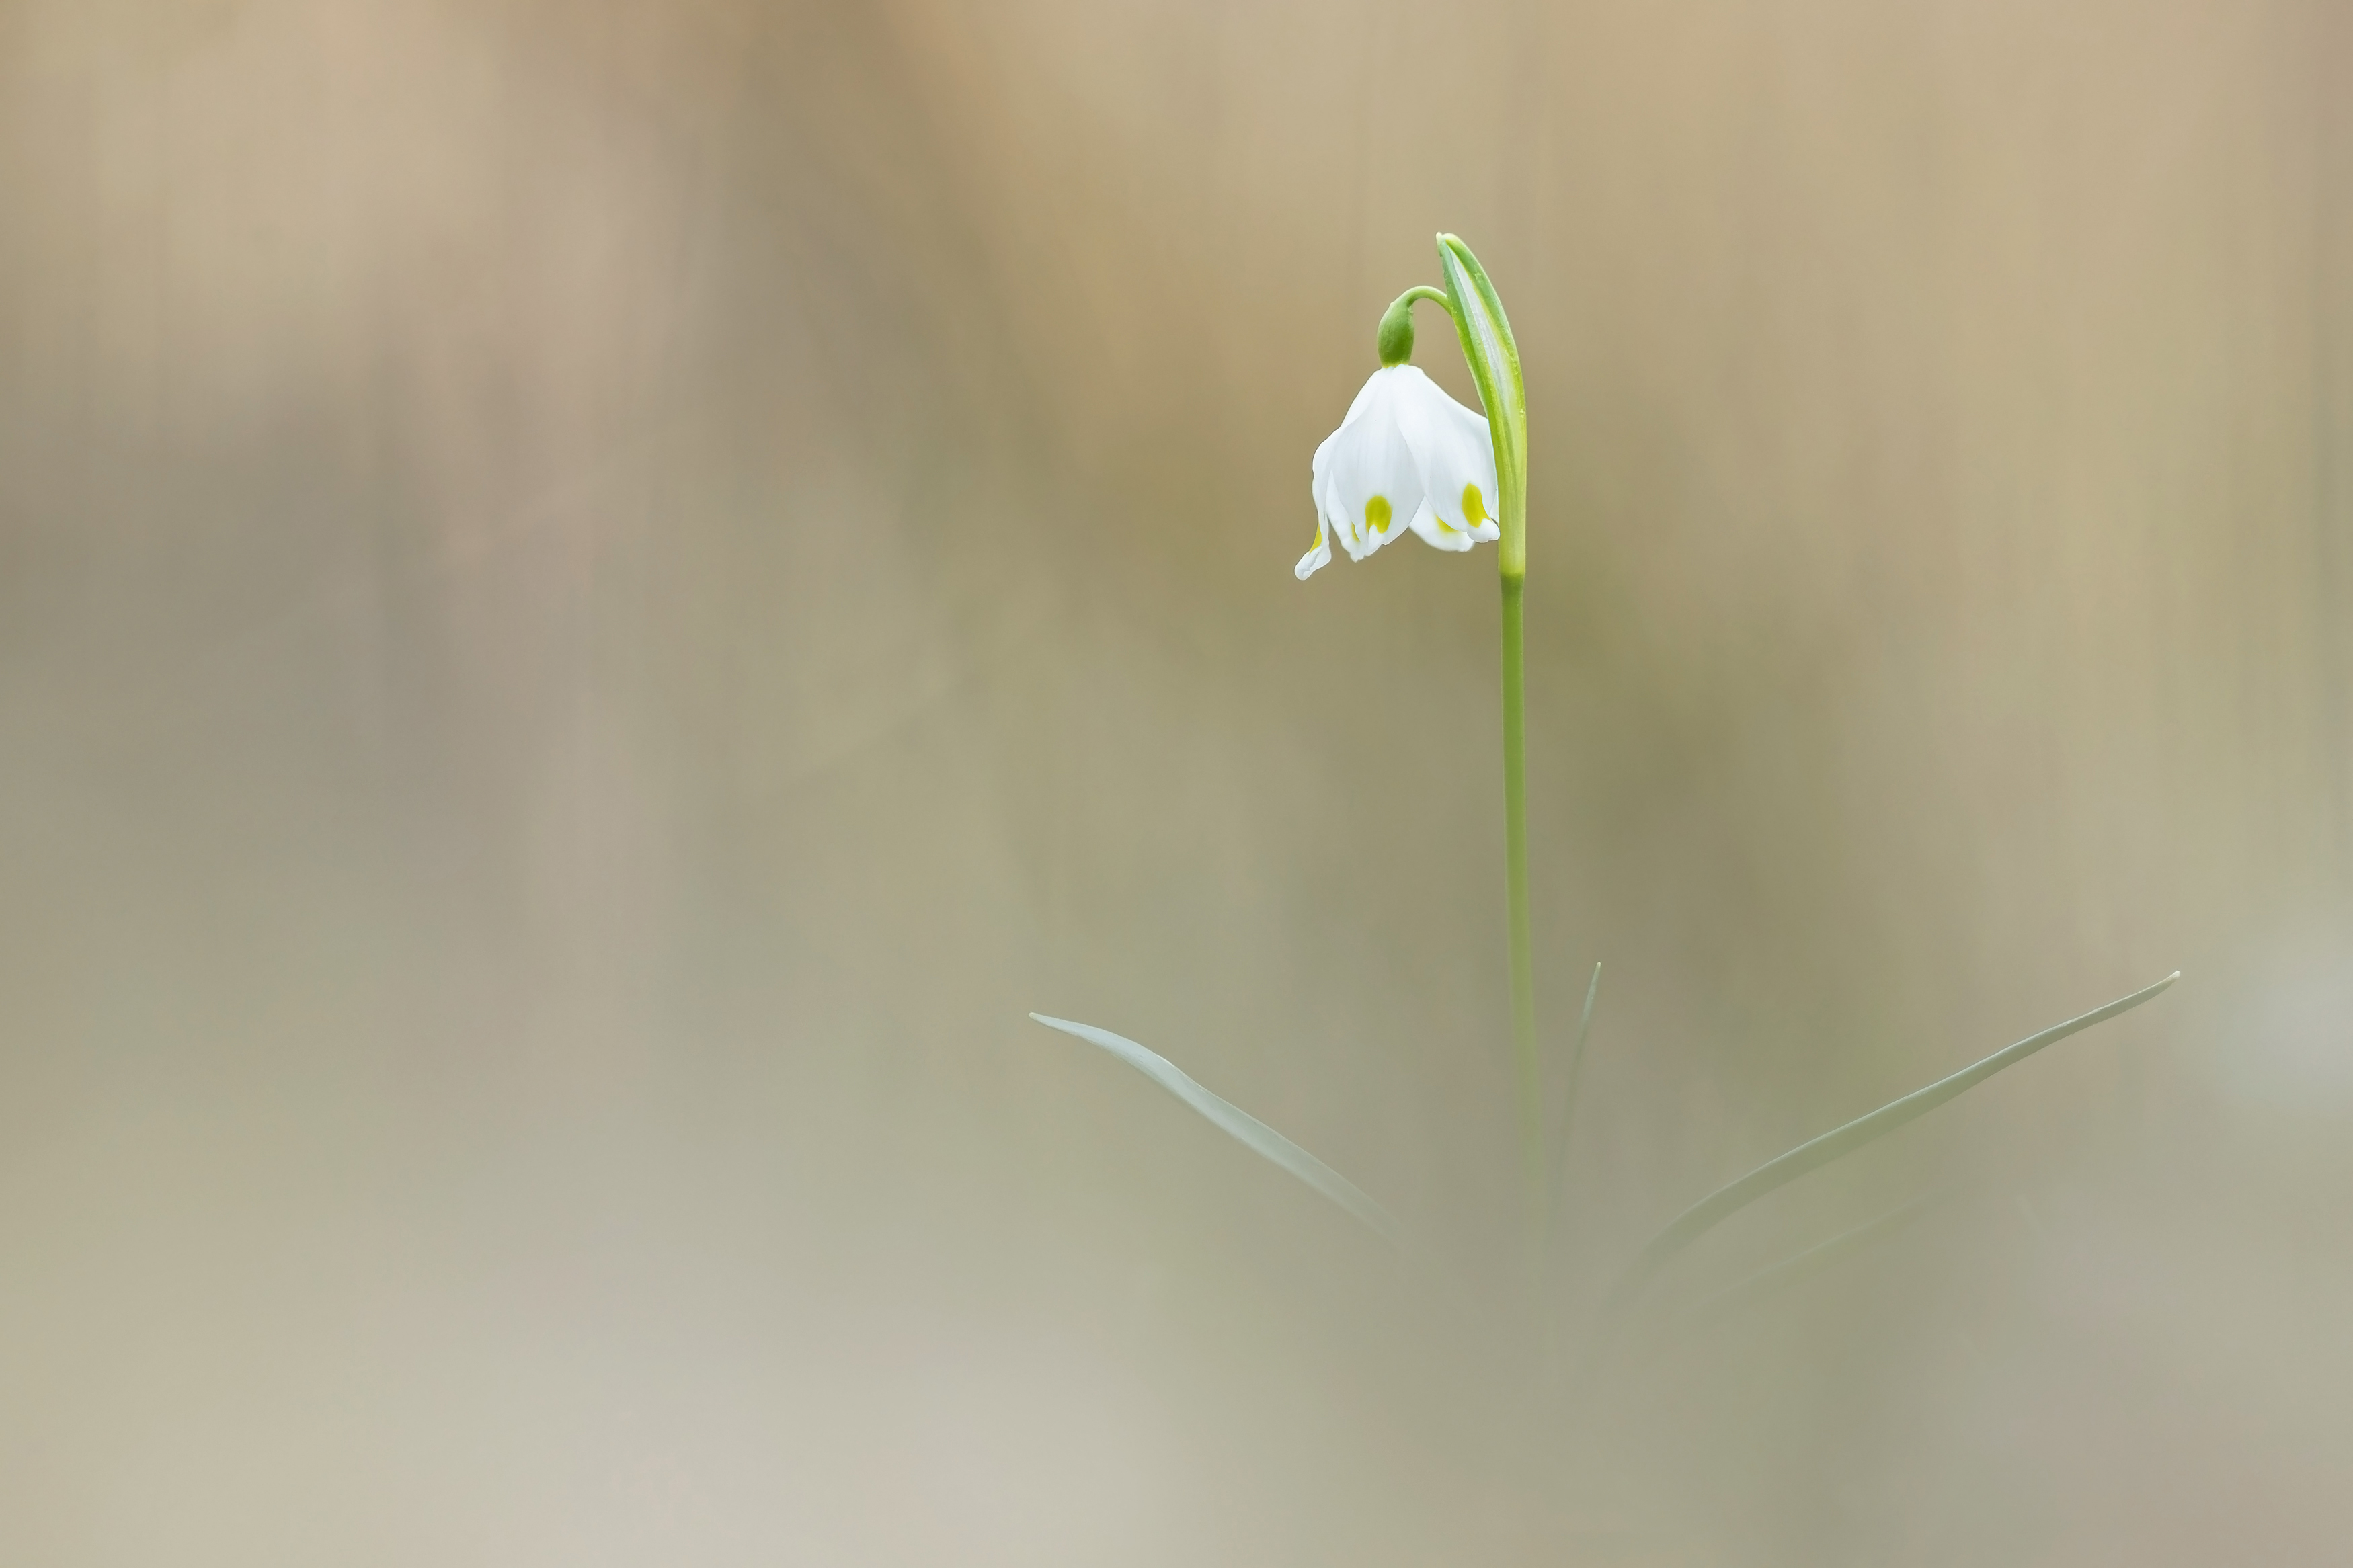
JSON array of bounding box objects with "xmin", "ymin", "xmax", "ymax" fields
[{"xmin": 1298, "ymin": 365, "xmax": 1501, "ymax": 580}]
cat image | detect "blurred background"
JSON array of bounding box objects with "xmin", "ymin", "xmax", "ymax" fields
[{"xmin": 3, "ymin": 0, "xmax": 2350, "ymax": 1561}]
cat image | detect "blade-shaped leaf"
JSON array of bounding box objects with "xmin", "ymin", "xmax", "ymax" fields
[
  {"xmin": 1548, "ymin": 960, "xmax": 1603, "ymax": 1227},
  {"xmin": 1601, "ymin": 971, "xmax": 2178, "ymax": 1323},
  {"xmin": 1677, "ymin": 1186, "xmax": 1954, "ymax": 1335},
  {"xmin": 1029, "ymin": 1013, "xmax": 1400, "ymax": 1245}
]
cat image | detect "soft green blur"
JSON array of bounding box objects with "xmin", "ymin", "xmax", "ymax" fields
[{"xmin": 2, "ymin": 1, "xmax": 2349, "ymax": 1563}]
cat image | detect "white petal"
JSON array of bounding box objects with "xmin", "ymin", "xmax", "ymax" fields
[
  {"xmin": 1312, "ymin": 370, "xmax": 1390, "ymax": 561},
  {"xmin": 1337, "ymin": 369, "xmax": 1388, "ymax": 429},
  {"xmin": 1309, "ymin": 428, "xmax": 1349, "ymax": 557},
  {"xmin": 1392, "ymin": 368, "xmax": 1502, "ymax": 545},
  {"xmin": 1294, "ymin": 519, "xmax": 1332, "ymax": 579},
  {"xmin": 1322, "ymin": 460, "xmax": 1367, "ymax": 559},
  {"xmin": 1406, "ymin": 495, "xmax": 1474, "ymax": 550},
  {"xmin": 1312, "ymin": 443, "xmax": 1351, "ymax": 559},
  {"xmin": 1320, "ymin": 369, "xmax": 1424, "ymax": 562}
]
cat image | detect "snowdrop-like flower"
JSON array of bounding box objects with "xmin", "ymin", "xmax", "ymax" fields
[
  {"xmin": 1291, "ymin": 237, "xmax": 1544, "ymax": 1217},
  {"xmin": 1297, "ymin": 364, "xmax": 1501, "ymax": 579}
]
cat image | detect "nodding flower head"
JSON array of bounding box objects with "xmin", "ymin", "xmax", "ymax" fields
[{"xmin": 1297, "ymin": 364, "xmax": 1500, "ymax": 580}]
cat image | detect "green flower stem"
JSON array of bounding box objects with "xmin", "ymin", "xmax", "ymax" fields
[
  {"xmin": 1375, "ymin": 286, "xmax": 1454, "ymax": 366},
  {"xmin": 1394, "ymin": 240, "xmax": 1542, "ymax": 1239},
  {"xmin": 1428, "ymin": 234, "xmax": 1540, "ymax": 1243},
  {"xmin": 1501, "ymin": 567, "xmax": 1540, "ymax": 1233}
]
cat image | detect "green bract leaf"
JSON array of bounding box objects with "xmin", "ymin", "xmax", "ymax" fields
[
  {"xmin": 1029, "ymin": 1013, "xmax": 1400, "ymax": 1245},
  {"xmin": 1435, "ymin": 233, "xmax": 1527, "ymax": 574}
]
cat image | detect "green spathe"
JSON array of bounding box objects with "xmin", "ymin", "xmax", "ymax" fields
[{"xmin": 1435, "ymin": 234, "xmax": 1528, "ymax": 579}]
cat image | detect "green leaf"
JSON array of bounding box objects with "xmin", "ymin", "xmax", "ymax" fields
[
  {"xmin": 1546, "ymin": 961, "xmax": 1603, "ymax": 1243},
  {"xmin": 1029, "ymin": 1014, "xmax": 1400, "ymax": 1245},
  {"xmin": 1600, "ymin": 972, "xmax": 2178, "ymax": 1325},
  {"xmin": 1676, "ymin": 1186, "xmax": 1954, "ymax": 1335}
]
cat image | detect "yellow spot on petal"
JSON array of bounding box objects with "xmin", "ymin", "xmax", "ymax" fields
[
  {"xmin": 1433, "ymin": 515, "xmax": 1460, "ymax": 536},
  {"xmin": 1462, "ymin": 484, "xmax": 1490, "ymax": 527},
  {"xmin": 1365, "ymin": 495, "xmax": 1392, "ymax": 535}
]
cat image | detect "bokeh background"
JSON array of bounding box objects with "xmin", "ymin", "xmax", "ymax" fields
[{"xmin": 4, "ymin": 1, "xmax": 2350, "ymax": 1562}]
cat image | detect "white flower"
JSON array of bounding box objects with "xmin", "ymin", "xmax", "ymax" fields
[{"xmin": 1297, "ymin": 364, "xmax": 1501, "ymax": 580}]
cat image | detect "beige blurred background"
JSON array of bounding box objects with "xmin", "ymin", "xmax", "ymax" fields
[{"xmin": 3, "ymin": 0, "xmax": 2350, "ymax": 1562}]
